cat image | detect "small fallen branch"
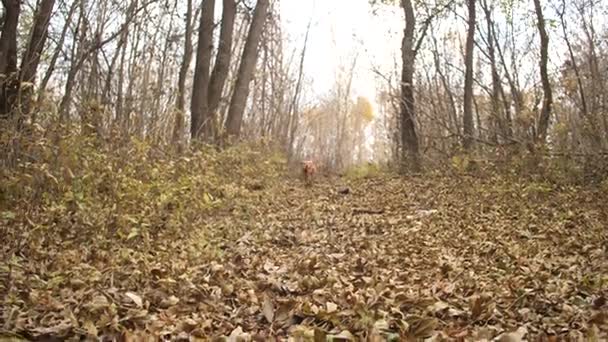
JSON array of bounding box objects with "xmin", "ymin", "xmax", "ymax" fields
[{"xmin": 352, "ymin": 208, "xmax": 385, "ymax": 215}]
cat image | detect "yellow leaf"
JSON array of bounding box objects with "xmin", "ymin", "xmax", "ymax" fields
[
  {"xmin": 82, "ymin": 320, "xmax": 97, "ymax": 337},
  {"xmin": 203, "ymin": 192, "xmax": 213, "ymax": 204}
]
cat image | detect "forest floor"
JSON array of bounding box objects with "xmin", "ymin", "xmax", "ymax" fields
[{"xmin": 2, "ymin": 164, "xmax": 608, "ymax": 341}]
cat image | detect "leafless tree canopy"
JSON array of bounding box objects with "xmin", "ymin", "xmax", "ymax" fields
[{"xmin": 1, "ymin": 0, "xmax": 607, "ymax": 176}]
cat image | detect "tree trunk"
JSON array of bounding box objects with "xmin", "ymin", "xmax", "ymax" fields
[
  {"xmin": 557, "ymin": 0, "xmax": 587, "ymax": 118},
  {"xmin": 190, "ymin": 0, "xmax": 215, "ymax": 140},
  {"xmin": 207, "ymin": 0, "xmax": 236, "ymax": 139},
  {"xmin": 462, "ymin": 0, "xmax": 476, "ymax": 150},
  {"xmin": 18, "ymin": 0, "xmax": 56, "ymax": 118},
  {"xmin": 0, "ymin": 0, "xmax": 21, "ymax": 119},
  {"xmin": 481, "ymin": 0, "xmax": 508, "ymax": 143},
  {"xmin": 533, "ymin": 0, "xmax": 553, "ymax": 143},
  {"xmin": 173, "ymin": 0, "xmax": 194, "ymax": 146},
  {"xmin": 399, "ymin": 0, "xmax": 420, "ymax": 171},
  {"xmin": 224, "ymin": 0, "xmax": 269, "ymax": 139},
  {"xmin": 38, "ymin": 0, "xmax": 77, "ymax": 108},
  {"xmin": 287, "ymin": 17, "xmax": 311, "ymax": 160},
  {"xmin": 59, "ymin": 1, "xmax": 88, "ymax": 121}
]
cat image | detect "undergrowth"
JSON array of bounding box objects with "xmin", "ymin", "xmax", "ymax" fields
[{"xmin": 0, "ymin": 131, "xmax": 286, "ymax": 251}]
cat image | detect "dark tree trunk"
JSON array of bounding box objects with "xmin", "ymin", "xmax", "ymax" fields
[
  {"xmin": 18, "ymin": 0, "xmax": 56, "ymax": 118},
  {"xmin": 533, "ymin": 0, "xmax": 553, "ymax": 143},
  {"xmin": 206, "ymin": 0, "xmax": 236, "ymax": 138},
  {"xmin": 224, "ymin": 0, "xmax": 269, "ymax": 139},
  {"xmin": 399, "ymin": 0, "xmax": 420, "ymax": 171},
  {"xmin": 463, "ymin": 0, "xmax": 476, "ymax": 150},
  {"xmin": 190, "ymin": 0, "xmax": 215, "ymax": 140},
  {"xmin": 0, "ymin": 0, "xmax": 21, "ymax": 119}
]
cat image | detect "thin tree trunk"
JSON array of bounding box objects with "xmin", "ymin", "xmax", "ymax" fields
[
  {"xmin": 0, "ymin": 0, "xmax": 21, "ymax": 118},
  {"xmin": 399, "ymin": 0, "xmax": 420, "ymax": 171},
  {"xmin": 38, "ymin": 0, "xmax": 77, "ymax": 106},
  {"xmin": 151, "ymin": 5, "xmax": 176, "ymax": 138},
  {"xmin": 59, "ymin": 1, "xmax": 88, "ymax": 121},
  {"xmin": 431, "ymin": 33, "xmax": 459, "ymax": 137},
  {"xmin": 491, "ymin": 22, "xmax": 519, "ymax": 132},
  {"xmin": 190, "ymin": 0, "xmax": 215, "ymax": 140},
  {"xmin": 173, "ymin": 0, "xmax": 194, "ymax": 147},
  {"xmin": 18, "ymin": 0, "xmax": 56, "ymax": 118},
  {"xmin": 558, "ymin": 0, "xmax": 587, "ymax": 118},
  {"xmin": 481, "ymin": 0, "xmax": 507, "ymax": 143},
  {"xmin": 287, "ymin": 16, "xmax": 311, "ymax": 160},
  {"xmin": 533, "ymin": 0, "xmax": 553, "ymax": 143},
  {"xmin": 207, "ymin": 0, "xmax": 236, "ymax": 140},
  {"xmin": 224, "ymin": 0, "xmax": 269, "ymax": 139},
  {"xmin": 462, "ymin": 0, "xmax": 476, "ymax": 150}
]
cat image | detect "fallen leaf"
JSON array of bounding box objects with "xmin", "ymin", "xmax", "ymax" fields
[
  {"xmin": 262, "ymin": 295, "xmax": 274, "ymax": 323},
  {"xmin": 326, "ymin": 302, "xmax": 338, "ymax": 313},
  {"xmin": 125, "ymin": 292, "xmax": 143, "ymax": 308},
  {"xmin": 159, "ymin": 295, "xmax": 179, "ymax": 308}
]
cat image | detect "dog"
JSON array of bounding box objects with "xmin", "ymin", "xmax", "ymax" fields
[{"xmin": 302, "ymin": 160, "xmax": 317, "ymax": 186}]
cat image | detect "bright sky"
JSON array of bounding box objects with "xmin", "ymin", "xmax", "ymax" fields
[{"xmin": 280, "ymin": 0, "xmax": 402, "ymax": 105}]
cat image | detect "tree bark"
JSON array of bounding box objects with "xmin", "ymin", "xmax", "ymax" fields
[
  {"xmin": 18, "ymin": 0, "xmax": 56, "ymax": 118},
  {"xmin": 173, "ymin": 0, "xmax": 194, "ymax": 146},
  {"xmin": 190, "ymin": 0, "xmax": 215, "ymax": 140},
  {"xmin": 224, "ymin": 0, "xmax": 269, "ymax": 139},
  {"xmin": 399, "ymin": 0, "xmax": 420, "ymax": 171},
  {"xmin": 533, "ymin": 0, "xmax": 553, "ymax": 143},
  {"xmin": 462, "ymin": 0, "xmax": 476, "ymax": 150},
  {"xmin": 206, "ymin": 0, "xmax": 236, "ymax": 140},
  {"xmin": 37, "ymin": 0, "xmax": 78, "ymax": 106},
  {"xmin": 557, "ymin": 0, "xmax": 587, "ymax": 119},
  {"xmin": 0, "ymin": 0, "xmax": 21, "ymax": 118},
  {"xmin": 480, "ymin": 0, "xmax": 509, "ymax": 142}
]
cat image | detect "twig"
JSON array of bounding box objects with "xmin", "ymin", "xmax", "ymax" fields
[{"xmin": 352, "ymin": 208, "xmax": 385, "ymax": 215}]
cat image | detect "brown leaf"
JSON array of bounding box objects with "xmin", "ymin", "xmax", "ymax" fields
[
  {"xmin": 314, "ymin": 328, "xmax": 327, "ymax": 342},
  {"xmin": 125, "ymin": 292, "xmax": 143, "ymax": 308},
  {"xmin": 159, "ymin": 295, "xmax": 179, "ymax": 308},
  {"xmin": 593, "ymin": 295, "xmax": 606, "ymax": 309},
  {"xmin": 497, "ymin": 326, "xmax": 527, "ymax": 342},
  {"xmin": 408, "ymin": 317, "xmax": 437, "ymax": 338},
  {"xmin": 262, "ymin": 295, "xmax": 274, "ymax": 323}
]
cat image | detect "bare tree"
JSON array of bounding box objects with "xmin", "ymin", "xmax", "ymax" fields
[
  {"xmin": 480, "ymin": 0, "xmax": 510, "ymax": 142},
  {"xmin": 190, "ymin": 0, "xmax": 215, "ymax": 140},
  {"xmin": 224, "ymin": 0, "xmax": 270, "ymax": 139},
  {"xmin": 286, "ymin": 16, "xmax": 312, "ymax": 160},
  {"xmin": 173, "ymin": 0, "xmax": 195, "ymax": 146},
  {"xmin": 207, "ymin": 0, "xmax": 237, "ymax": 136},
  {"xmin": 462, "ymin": 0, "xmax": 476, "ymax": 149},
  {"xmin": 533, "ymin": 0, "xmax": 553, "ymax": 143},
  {"xmin": 38, "ymin": 1, "xmax": 78, "ymax": 104},
  {"xmin": 0, "ymin": 0, "xmax": 21, "ymax": 118},
  {"xmin": 18, "ymin": 0, "xmax": 56, "ymax": 119},
  {"xmin": 399, "ymin": 0, "xmax": 421, "ymax": 170}
]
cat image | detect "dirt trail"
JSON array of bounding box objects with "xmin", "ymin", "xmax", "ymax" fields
[{"xmin": 2, "ymin": 175, "xmax": 608, "ymax": 340}]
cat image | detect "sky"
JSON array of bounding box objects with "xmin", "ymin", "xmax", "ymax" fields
[
  {"xmin": 277, "ymin": 0, "xmax": 590, "ymax": 107},
  {"xmin": 279, "ymin": 0, "xmax": 403, "ymax": 106}
]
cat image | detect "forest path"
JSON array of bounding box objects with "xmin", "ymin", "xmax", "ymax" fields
[
  {"xmin": 191, "ymin": 174, "xmax": 607, "ymax": 339},
  {"xmin": 2, "ymin": 174, "xmax": 607, "ymax": 340}
]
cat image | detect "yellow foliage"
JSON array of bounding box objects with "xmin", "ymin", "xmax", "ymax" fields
[{"xmin": 355, "ymin": 96, "xmax": 374, "ymax": 122}]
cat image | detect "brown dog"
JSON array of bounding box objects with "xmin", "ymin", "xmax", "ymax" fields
[{"xmin": 302, "ymin": 160, "xmax": 317, "ymax": 185}]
